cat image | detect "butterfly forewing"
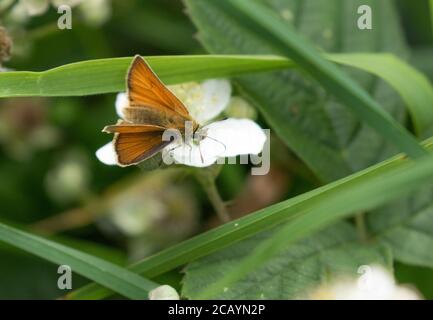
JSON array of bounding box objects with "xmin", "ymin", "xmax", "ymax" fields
[{"xmin": 127, "ymin": 55, "xmax": 192, "ymax": 120}]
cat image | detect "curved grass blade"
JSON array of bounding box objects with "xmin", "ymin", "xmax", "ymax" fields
[
  {"xmin": 219, "ymin": 0, "xmax": 426, "ymax": 158},
  {"xmin": 330, "ymin": 53, "xmax": 433, "ymax": 137},
  {"xmin": 0, "ymin": 223, "xmax": 158, "ymax": 299},
  {"xmin": 1, "ymin": 53, "xmax": 432, "ymax": 138},
  {"xmin": 195, "ymin": 154, "xmax": 433, "ymax": 298},
  {"xmin": 67, "ymin": 138, "xmax": 433, "ymax": 300}
]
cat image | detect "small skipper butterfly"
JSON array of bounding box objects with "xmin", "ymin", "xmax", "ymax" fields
[{"xmin": 103, "ymin": 55, "xmax": 199, "ymax": 166}]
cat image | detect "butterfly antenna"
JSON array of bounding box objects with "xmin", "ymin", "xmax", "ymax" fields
[
  {"xmin": 198, "ymin": 142, "xmax": 205, "ymax": 164},
  {"xmin": 204, "ymin": 135, "xmax": 227, "ymax": 157}
]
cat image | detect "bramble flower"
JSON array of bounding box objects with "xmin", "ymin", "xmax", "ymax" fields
[
  {"xmin": 44, "ymin": 152, "xmax": 90, "ymax": 204},
  {"xmin": 148, "ymin": 285, "xmax": 180, "ymax": 300},
  {"xmin": 308, "ymin": 265, "xmax": 422, "ymax": 300},
  {"xmin": 11, "ymin": 0, "xmax": 111, "ymax": 26},
  {"xmin": 12, "ymin": 0, "xmax": 81, "ymax": 19},
  {"xmin": 100, "ymin": 170, "xmax": 199, "ymax": 260},
  {"xmin": 96, "ymin": 79, "xmax": 267, "ymax": 168}
]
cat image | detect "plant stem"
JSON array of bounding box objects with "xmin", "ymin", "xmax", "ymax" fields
[
  {"xmin": 355, "ymin": 212, "xmax": 369, "ymax": 243},
  {"xmin": 206, "ymin": 178, "xmax": 231, "ymax": 223},
  {"xmin": 195, "ymin": 168, "xmax": 230, "ymax": 222}
]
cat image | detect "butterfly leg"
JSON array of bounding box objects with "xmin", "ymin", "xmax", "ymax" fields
[
  {"xmin": 202, "ymin": 134, "xmax": 227, "ymax": 158},
  {"xmin": 198, "ymin": 142, "xmax": 205, "ymax": 164},
  {"xmin": 185, "ymin": 141, "xmax": 193, "ymax": 163}
]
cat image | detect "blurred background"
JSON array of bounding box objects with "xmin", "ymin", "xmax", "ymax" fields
[{"xmin": 0, "ymin": 0, "xmax": 432, "ymax": 299}]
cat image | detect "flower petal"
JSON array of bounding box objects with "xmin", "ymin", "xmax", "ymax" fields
[
  {"xmin": 308, "ymin": 265, "xmax": 423, "ymax": 300},
  {"xmin": 77, "ymin": 0, "xmax": 111, "ymax": 26},
  {"xmin": 224, "ymin": 96, "xmax": 257, "ymax": 120},
  {"xmin": 22, "ymin": 0, "xmax": 50, "ymax": 16},
  {"xmin": 173, "ymin": 79, "xmax": 231, "ymax": 124},
  {"xmin": 95, "ymin": 142, "xmax": 117, "ymax": 165},
  {"xmin": 115, "ymin": 92, "xmax": 128, "ymax": 119},
  {"xmin": 164, "ymin": 142, "xmax": 218, "ymax": 168},
  {"xmin": 51, "ymin": 0, "xmax": 83, "ymax": 8},
  {"xmin": 148, "ymin": 285, "xmax": 180, "ymax": 300},
  {"xmin": 202, "ymin": 118, "xmax": 266, "ymax": 157}
]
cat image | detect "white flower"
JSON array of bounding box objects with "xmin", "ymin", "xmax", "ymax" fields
[
  {"xmin": 76, "ymin": 0, "xmax": 111, "ymax": 26},
  {"xmin": 15, "ymin": 0, "xmax": 82, "ymax": 18},
  {"xmin": 45, "ymin": 157, "xmax": 89, "ymax": 204},
  {"xmin": 148, "ymin": 285, "xmax": 180, "ymax": 300},
  {"xmin": 10, "ymin": 0, "xmax": 110, "ymax": 26},
  {"xmin": 109, "ymin": 195, "xmax": 165, "ymax": 237},
  {"xmin": 21, "ymin": 0, "xmax": 50, "ymax": 16},
  {"xmin": 169, "ymin": 80, "xmax": 231, "ymax": 125},
  {"xmin": 114, "ymin": 92, "xmax": 128, "ymax": 119},
  {"xmin": 224, "ymin": 96, "xmax": 258, "ymax": 120},
  {"xmin": 96, "ymin": 79, "xmax": 267, "ymax": 168},
  {"xmin": 95, "ymin": 141, "xmax": 117, "ymax": 165},
  {"xmin": 51, "ymin": 0, "xmax": 82, "ymax": 7},
  {"xmin": 308, "ymin": 265, "xmax": 422, "ymax": 300}
]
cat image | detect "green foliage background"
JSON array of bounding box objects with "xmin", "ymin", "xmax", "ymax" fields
[{"xmin": 0, "ymin": 0, "xmax": 432, "ymax": 299}]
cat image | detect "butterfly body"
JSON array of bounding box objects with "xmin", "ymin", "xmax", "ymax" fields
[
  {"xmin": 103, "ymin": 55, "xmax": 199, "ymax": 166},
  {"xmin": 122, "ymin": 106, "xmax": 194, "ymax": 131}
]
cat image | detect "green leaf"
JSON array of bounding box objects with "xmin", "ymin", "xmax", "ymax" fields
[
  {"xmin": 185, "ymin": 0, "xmax": 425, "ymax": 180},
  {"xmin": 48, "ymin": 235, "xmax": 126, "ymax": 266},
  {"xmin": 368, "ymin": 187, "xmax": 433, "ymax": 268},
  {"xmin": 202, "ymin": 0, "xmax": 426, "ymax": 158},
  {"xmin": 2, "ymin": 52, "xmax": 432, "ymax": 138},
  {"xmin": 0, "ymin": 231, "xmax": 125, "ymax": 298},
  {"xmin": 330, "ymin": 53, "xmax": 433, "ymax": 137},
  {"xmin": 68, "ymin": 139, "xmax": 433, "ymax": 300},
  {"xmin": 0, "ymin": 248, "xmax": 88, "ymax": 299},
  {"xmin": 182, "ymin": 222, "xmax": 391, "ymax": 299},
  {"xmin": 192, "ymin": 154, "xmax": 433, "ymax": 299},
  {"xmin": 0, "ymin": 55, "xmax": 292, "ymax": 97},
  {"xmin": 395, "ymin": 262, "xmax": 433, "ymax": 299},
  {"xmin": 2, "ymin": 50, "xmax": 433, "ymax": 138},
  {"xmin": 0, "ymin": 222, "xmax": 158, "ymax": 299},
  {"xmin": 411, "ymin": 47, "xmax": 433, "ymax": 83},
  {"xmin": 363, "ymin": 54, "xmax": 433, "ymax": 270}
]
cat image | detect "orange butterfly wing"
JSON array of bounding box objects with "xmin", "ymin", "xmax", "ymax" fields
[
  {"xmin": 127, "ymin": 55, "xmax": 192, "ymax": 120},
  {"xmin": 103, "ymin": 122, "xmax": 166, "ymax": 134},
  {"xmin": 105, "ymin": 123, "xmax": 172, "ymax": 166}
]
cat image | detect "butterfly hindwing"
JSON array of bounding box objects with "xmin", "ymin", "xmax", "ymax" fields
[{"xmin": 106, "ymin": 124, "xmax": 172, "ymax": 166}]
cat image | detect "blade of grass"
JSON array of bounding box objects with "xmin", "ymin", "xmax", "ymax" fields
[
  {"xmin": 1, "ymin": 53, "xmax": 432, "ymax": 137},
  {"xmin": 0, "ymin": 55, "xmax": 292, "ymax": 97},
  {"xmin": 330, "ymin": 53, "xmax": 433, "ymax": 137},
  {"xmin": 0, "ymin": 223, "xmax": 158, "ymax": 299},
  {"xmin": 220, "ymin": 0, "xmax": 426, "ymax": 158},
  {"xmin": 195, "ymin": 154, "xmax": 433, "ymax": 298},
  {"xmin": 67, "ymin": 138, "xmax": 433, "ymax": 300}
]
